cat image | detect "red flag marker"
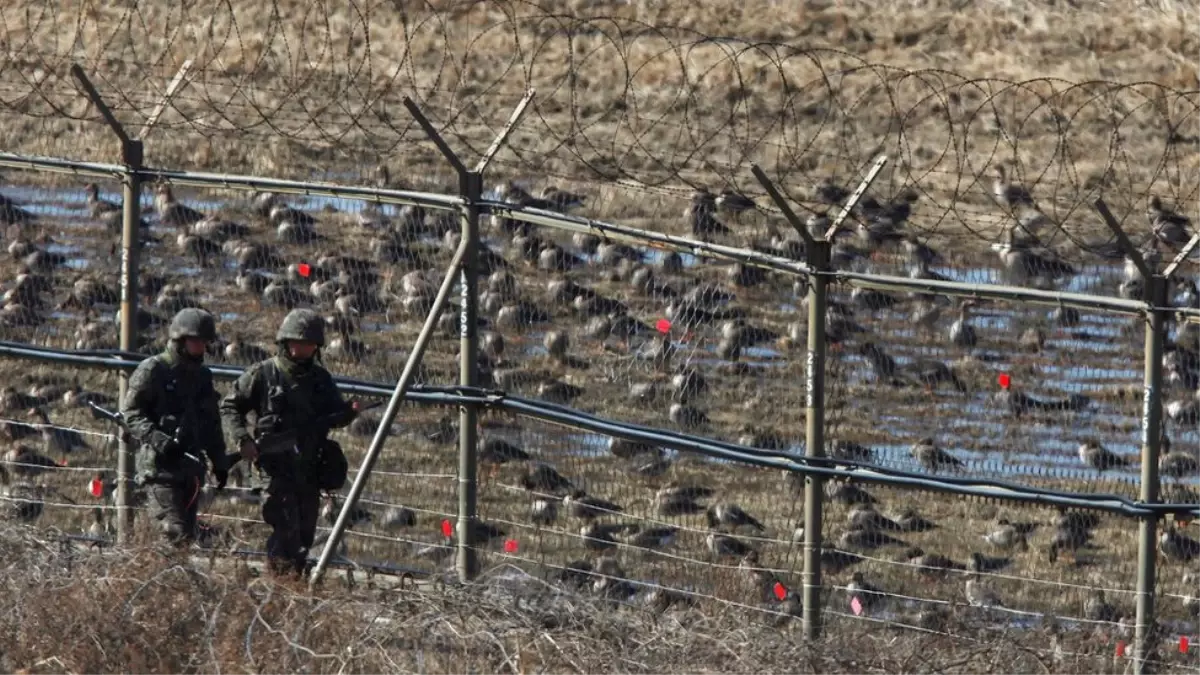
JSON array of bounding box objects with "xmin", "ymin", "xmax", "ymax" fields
[
  {"xmin": 440, "ymin": 519, "xmax": 453, "ymax": 538},
  {"xmin": 1181, "ymin": 636, "xmax": 1189, "ymax": 654},
  {"xmin": 998, "ymin": 373, "xmax": 1011, "ymax": 389},
  {"xmin": 850, "ymin": 596, "xmax": 864, "ymax": 616},
  {"xmin": 655, "ymin": 319, "xmax": 671, "ymax": 334},
  {"xmin": 1116, "ymin": 641, "xmax": 1126, "ymax": 658},
  {"xmin": 503, "ymin": 539, "xmax": 519, "ymax": 554},
  {"xmin": 297, "ymin": 263, "xmax": 312, "ymax": 278},
  {"xmin": 88, "ymin": 478, "xmax": 104, "ymax": 498},
  {"xmin": 773, "ymin": 581, "xmax": 787, "ymax": 601}
]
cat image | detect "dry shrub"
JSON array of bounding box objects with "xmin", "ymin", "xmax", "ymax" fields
[{"xmin": 0, "ymin": 524, "xmax": 1193, "ymax": 674}]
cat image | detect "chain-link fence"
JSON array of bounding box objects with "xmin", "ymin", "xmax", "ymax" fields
[
  {"xmin": 0, "ymin": 150, "xmax": 1196, "ymax": 672},
  {"xmin": 0, "ymin": 2, "xmax": 1198, "ymax": 669}
]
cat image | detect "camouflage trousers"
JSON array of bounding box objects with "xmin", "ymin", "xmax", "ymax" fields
[
  {"xmin": 261, "ymin": 475, "xmax": 321, "ymax": 576},
  {"xmin": 149, "ymin": 477, "xmax": 204, "ymax": 546}
]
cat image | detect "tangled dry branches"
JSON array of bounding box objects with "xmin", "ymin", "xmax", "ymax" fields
[{"xmin": 1, "ymin": 525, "xmax": 1194, "ymax": 674}]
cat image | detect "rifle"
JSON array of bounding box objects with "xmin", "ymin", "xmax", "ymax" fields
[
  {"xmin": 236, "ymin": 399, "xmax": 384, "ymax": 468},
  {"xmin": 87, "ymin": 402, "xmax": 206, "ymax": 467}
]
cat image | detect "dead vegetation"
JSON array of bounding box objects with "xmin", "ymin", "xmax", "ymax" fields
[
  {"xmin": 2, "ymin": 524, "xmax": 1195, "ymax": 675},
  {"xmin": 0, "ymin": 0, "xmax": 1194, "ymax": 245}
]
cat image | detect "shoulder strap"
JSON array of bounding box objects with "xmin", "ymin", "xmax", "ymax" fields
[{"xmin": 263, "ymin": 358, "xmax": 316, "ymax": 421}]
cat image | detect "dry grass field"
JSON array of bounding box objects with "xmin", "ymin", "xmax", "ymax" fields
[{"xmin": 0, "ymin": 1, "xmax": 1197, "ymax": 673}]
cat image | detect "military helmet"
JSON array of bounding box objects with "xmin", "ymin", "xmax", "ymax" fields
[
  {"xmin": 276, "ymin": 308, "xmax": 325, "ymax": 346},
  {"xmin": 167, "ymin": 307, "xmax": 217, "ymax": 341}
]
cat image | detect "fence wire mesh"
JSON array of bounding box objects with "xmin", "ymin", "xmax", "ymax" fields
[
  {"xmin": 824, "ymin": 292, "xmax": 1154, "ymax": 496},
  {"xmin": 0, "ymin": 360, "xmax": 461, "ymax": 569},
  {"xmin": 0, "ymin": 2, "xmax": 1197, "ymax": 669}
]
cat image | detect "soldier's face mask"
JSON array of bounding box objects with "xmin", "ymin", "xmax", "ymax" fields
[{"xmin": 287, "ymin": 341, "xmax": 318, "ymax": 361}]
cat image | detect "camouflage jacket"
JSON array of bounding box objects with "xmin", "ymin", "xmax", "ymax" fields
[
  {"xmin": 219, "ymin": 355, "xmax": 355, "ymax": 484},
  {"xmin": 121, "ymin": 348, "xmax": 227, "ymax": 485}
]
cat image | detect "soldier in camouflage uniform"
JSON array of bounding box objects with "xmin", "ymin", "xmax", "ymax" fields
[
  {"xmin": 122, "ymin": 308, "xmax": 230, "ymax": 546},
  {"xmin": 220, "ymin": 308, "xmax": 359, "ymax": 577}
]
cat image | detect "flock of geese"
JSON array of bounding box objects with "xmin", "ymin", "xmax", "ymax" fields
[{"xmin": 0, "ymin": 165, "xmax": 1196, "ymax": 628}]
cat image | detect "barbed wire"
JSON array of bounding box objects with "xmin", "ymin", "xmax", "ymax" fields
[{"xmin": 0, "ymin": 1, "xmax": 1194, "ymax": 250}]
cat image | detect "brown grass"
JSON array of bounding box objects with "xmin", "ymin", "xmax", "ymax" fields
[
  {"xmin": 1, "ymin": 523, "xmax": 1196, "ymax": 675},
  {"xmin": 0, "ymin": 0, "xmax": 1195, "ymax": 247}
]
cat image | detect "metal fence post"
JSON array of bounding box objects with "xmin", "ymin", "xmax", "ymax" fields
[
  {"xmin": 70, "ymin": 65, "xmax": 143, "ymax": 544},
  {"xmin": 397, "ymin": 92, "xmax": 534, "ymax": 583},
  {"xmin": 309, "ymin": 235, "xmax": 472, "ymax": 586},
  {"xmin": 1134, "ymin": 273, "xmax": 1166, "ymax": 674},
  {"xmin": 1094, "ymin": 199, "xmax": 1200, "ymax": 674},
  {"xmin": 751, "ymin": 157, "xmax": 884, "ymax": 639},
  {"xmin": 456, "ymin": 168, "xmax": 483, "ymax": 581},
  {"xmin": 801, "ymin": 238, "xmax": 829, "ymax": 639},
  {"xmin": 70, "ymin": 61, "xmax": 193, "ymax": 545}
]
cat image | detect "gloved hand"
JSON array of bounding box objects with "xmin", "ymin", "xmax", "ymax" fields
[{"xmin": 159, "ymin": 436, "xmax": 181, "ymax": 457}]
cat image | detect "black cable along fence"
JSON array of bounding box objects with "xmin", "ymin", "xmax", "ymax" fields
[{"xmin": 0, "ymin": 2, "xmax": 1196, "ymax": 673}]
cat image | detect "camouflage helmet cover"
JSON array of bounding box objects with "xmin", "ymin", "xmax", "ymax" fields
[
  {"xmin": 276, "ymin": 308, "xmax": 325, "ymax": 346},
  {"xmin": 167, "ymin": 307, "xmax": 218, "ymax": 341}
]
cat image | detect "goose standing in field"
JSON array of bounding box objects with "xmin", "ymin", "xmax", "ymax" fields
[
  {"xmin": 624, "ymin": 525, "xmax": 680, "ymax": 551},
  {"xmin": 28, "ymin": 407, "xmax": 90, "ymax": 455},
  {"xmin": 823, "ymin": 479, "xmax": 877, "ymax": 506},
  {"xmin": 0, "ymin": 464, "xmax": 43, "ymax": 522},
  {"xmin": 997, "ymin": 227, "xmax": 1076, "ymax": 287},
  {"xmin": 686, "ymin": 187, "xmax": 732, "ymax": 240},
  {"xmin": 706, "ymin": 503, "xmax": 766, "ymax": 533},
  {"xmin": 715, "ymin": 189, "xmax": 756, "ymax": 224},
  {"xmin": 964, "ymin": 573, "xmax": 1004, "ymax": 608},
  {"xmin": 992, "ymin": 164, "xmax": 1035, "ymax": 211},
  {"xmin": 562, "ymin": 490, "xmax": 624, "ymax": 521},
  {"xmin": 87, "ymin": 505, "xmax": 113, "ymax": 540},
  {"xmin": 1084, "ymin": 590, "xmax": 1120, "ymax": 623},
  {"xmin": 529, "ymin": 497, "xmax": 558, "ymax": 527},
  {"xmin": 176, "ymin": 227, "xmax": 222, "ymax": 267},
  {"xmin": 949, "ymin": 300, "xmax": 978, "ymax": 350},
  {"xmin": 1159, "ymin": 524, "xmax": 1200, "ymax": 562},
  {"xmin": 84, "ymin": 182, "xmax": 122, "ymax": 230},
  {"xmin": 910, "ymin": 438, "xmax": 965, "ymax": 473},
  {"xmin": 705, "ymin": 531, "xmax": 756, "ymax": 558},
  {"xmin": 905, "ymin": 547, "xmax": 966, "ymax": 580},
  {"xmin": 846, "ymin": 571, "xmax": 888, "ymax": 613},
  {"xmin": 270, "ymin": 200, "xmax": 324, "ymax": 245},
  {"xmin": 520, "ymin": 463, "xmax": 574, "ymax": 495},
  {"xmin": 153, "ymin": 182, "xmax": 206, "ymax": 228},
  {"xmin": 1077, "ymin": 440, "xmax": 1131, "ymax": 474},
  {"xmin": 540, "ymin": 186, "xmax": 587, "ymax": 213},
  {"xmin": 894, "ymin": 508, "xmax": 938, "ymax": 532},
  {"xmin": 1147, "ymin": 195, "xmax": 1193, "ymax": 251},
  {"xmin": 2, "ymin": 443, "xmax": 60, "ymax": 478},
  {"xmin": 982, "ymin": 518, "xmax": 1038, "ymax": 551},
  {"xmin": 838, "ymin": 526, "xmax": 908, "ymax": 551},
  {"xmin": 848, "ymin": 506, "xmax": 903, "ymax": 532},
  {"xmin": 1159, "ymin": 451, "xmax": 1200, "ymax": 480}
]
